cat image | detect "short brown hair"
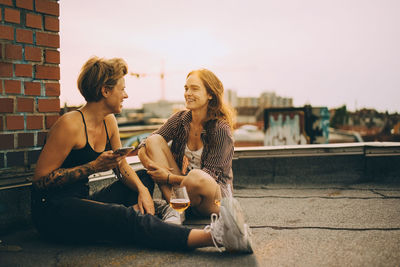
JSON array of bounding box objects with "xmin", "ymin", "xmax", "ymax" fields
[{"xmin": 77, "ymin": 56, "xmax": 128, "ymax": 102}]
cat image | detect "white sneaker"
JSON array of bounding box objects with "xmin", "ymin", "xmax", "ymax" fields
[
  {"xmin": 154, "ymin": 199, "xmax": 182, "ymax": 225},
  {"xmin": 205, "ymin": 198, "xmax": 253, "ymax": 253}
]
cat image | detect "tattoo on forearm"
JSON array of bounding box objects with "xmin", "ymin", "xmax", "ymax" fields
[
  {"xmin": 33, "ymin": 163, "xmax": 96, "ymax": 190},
  {"xmin": 121, "ymin": 169, "xmax": 131, "ymax": 182}
]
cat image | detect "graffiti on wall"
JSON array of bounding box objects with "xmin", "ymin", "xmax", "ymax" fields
[
  {"xmin": 311, "ymin": 107, "xmax": 330, "ymax": 144},
  {"xmin": 264, "ymin": 111, "xmax": 308, "ymax": 146},
  {"xmin": 264, "ymin": 106, "xmax": 330, "ymax": 146}
]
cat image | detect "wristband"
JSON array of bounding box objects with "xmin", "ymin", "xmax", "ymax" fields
[{"xmin": 167, "ymin": 173, "xmax": 170, "ymax": 185}]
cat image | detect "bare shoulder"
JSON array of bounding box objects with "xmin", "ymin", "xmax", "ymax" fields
[
  {"xmin": 105, "ymin": 113, "xmax": 117, "ymax": 124},
  {"xmin": 48, "ymin": 111, "xmax": 82, "ymax": 138},
  {"xmin": 104, "ymin": 114, "xmax": 118, "ymax": 135},
  {"xmin": 104, "ymin": 114, "xmax": 118, "ymax": 129}
]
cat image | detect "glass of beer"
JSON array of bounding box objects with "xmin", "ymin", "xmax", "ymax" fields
[
  {"xmin": 214, "ymin": 186, "xmax": 222, "ymax": 207},
  {"xmin": 170, "ymin": 186, "xmax": 190, "ymax": 214}
]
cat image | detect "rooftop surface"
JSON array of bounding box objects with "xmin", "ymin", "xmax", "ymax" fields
[{"xmin": 1, "ymin": 183, "xmax": 400, "ymax": 266}]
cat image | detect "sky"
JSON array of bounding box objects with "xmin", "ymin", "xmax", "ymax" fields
[{"xmin": 60, "ymin": 0, "xmax": 400, "ymax": 113}]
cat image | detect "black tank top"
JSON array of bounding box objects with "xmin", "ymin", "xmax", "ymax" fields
[
  {"xmin": 61, "ymin": 110, "xmax": 111, "ymax": 168},
  {"xmin": 53, "ymin": 110, "xmax": 112, "ymax": 197}
]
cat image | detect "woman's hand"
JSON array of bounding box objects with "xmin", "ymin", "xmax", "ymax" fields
[
  {"xmin": 91, "ymin": 150, "xmax": 125, "ymax": 172},
  {"xmin": 146, "ymin": 162, "xmax": 172, "ymax": 184},
  {"xmin": 137, "ymin": 187, "xmax": 155, "ymax": 215}
]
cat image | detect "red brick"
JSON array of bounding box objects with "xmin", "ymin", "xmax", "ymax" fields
[
  {"xmin": 5, "ymin": 44, "xmax": 23, "ymax": 60},
  {"xmin": 35, "ymin": 0, "xmax": 59, "ymax": 16},
  {"xmin": 44, "ymin": 15, "xmax": 59, "ymax": 32},
  {"xmin": 27, "ymin": 115, "xmax": 43, "ymax": 129},
  {"xmin": 45, "ymin": 49, "xmax": 59, "ymax": 63},
  {"xmin": 7, "ymin": 151, "xmax": 25, "ymax": 167},
  {"xmin": 16, "ymin": 28, "xmax": 33, "ymax": 44},
  {"xmin": 17, "ymin": 97, "xmax": 34, "ymax": 112},
  {"xmin": 0, "ymin": 0, "xmax": 13, "ymax": 6},
  {"xmin": 6, "ymin": 115, "xmax": 24, "ymax": 130},
  {"xmin": 37, "ymin": 130, "xmax": 47, "ymax": 146},
  {"xmin": 4, "ymin": 80, "xmax": 21, "ymax": 94},
  {"xmin": 45, "ymin": 82, "xmax": 59, "ymax": 96},
  {"xmin": 18, "ymin": 132, "xmax": 34, "ymax": 147},
  {"xmin": 24, "ymin": 81, "xmax": 41, "ymax": 95},
  {"xmin": 38, "ymin": 98, "xmax": 59, "ymax": 112},
  {"xmin": 0, "ymin": 63, "xmax": 13, "ymax": 77},
  {"xmin": 35, "ymin": 65, "xmax": 59, "ymax": 80},
  {"xmin": 0, "ymin": 134, "xmax": 14, "ymax": 150},
  {"xmin": 0, "ymin": 25, "xmax": 14, "ymax": 40},
  {"xmin": 45, "ymin": 114, "xmax": 59, "ymax": 128},
  {"xmin": 26, "ymin": 13, "xmax": 42, "ymax": 29},
  {"xmin": 16, "ymin": 0, "xmax": 34, "ymax": 10},
  {"xmin": 0, "ymin": 116, "xmax": 3, "ymax": 131},
  {"xmin": 25, "ymin": 46, "xmax": 42, "ymax": 61},
  {"xmin": 28, "ymin": 149, "xmax": 41, "ymax": 164},
  {"xmin": 36, "ymin": 32, "xmax": 59, "ymax": 48},
  {"xmin": 15, "ymin": 64, "xmax": 33, "ymax": 77},
  {"xmin": 0, "ymin": 80, "xmax": 3, "ymax": 93},
  {"xmin": 0, "ymin": 98, "xmax": 14, "ymax": 113},
  {"xmin": 5, "ymin": 8, "xmax": 21, "ymax": 24}
]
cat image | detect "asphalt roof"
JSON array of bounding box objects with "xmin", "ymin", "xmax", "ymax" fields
[{"xmin": 1, "ymin": 184, "xmax": 400, "ymax": 266}]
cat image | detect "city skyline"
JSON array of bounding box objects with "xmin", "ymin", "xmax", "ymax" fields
[{"xmin": 60, "ymin": 0, "xmax": 400, "ymax": 113}]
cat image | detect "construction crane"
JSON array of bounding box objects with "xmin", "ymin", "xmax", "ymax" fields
[{"xmin": 130, "ymin": 61, "xmax": 166, "ymax": 100}]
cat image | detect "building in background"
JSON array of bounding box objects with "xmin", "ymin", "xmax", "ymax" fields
[
  {"xmin": 225, "ymin": 89, "xmax": 294, "ymax": 146},
  {"xmin": 225, "ymin": 89, "xmax": 293, "ymax": 128},
  {"xmin": 142, "ymin": 99, "xmax": 185, "ymax": 119},
  {"xmin": 330, "ymin": 107, "xmax": 400, "ymax": 142},
  {"xmin": 263, "ymin": 106, "xmax": 330, "ymax": 146}
]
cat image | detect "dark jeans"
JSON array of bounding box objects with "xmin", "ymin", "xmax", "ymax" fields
[{"xmin": 31, "ymin": 170, "xmax": 191, "ymax": 250}]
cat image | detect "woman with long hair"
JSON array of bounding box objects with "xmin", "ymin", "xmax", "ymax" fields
[{"xmin": 138, "ymin": 69, "xmax": 236, "ymax": 217}]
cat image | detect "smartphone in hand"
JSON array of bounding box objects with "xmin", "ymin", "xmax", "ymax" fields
[{"xmin": 113, "ymin": 146, "xmax": 135, "ymax": 156}]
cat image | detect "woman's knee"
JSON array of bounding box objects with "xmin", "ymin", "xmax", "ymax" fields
[
  {"xmin": 145, "ymin": 134, "xmax": 167, "ymax": 150},
  {"xmin": 181, "ymin": 170, "xmax": 216, "ymax": 193},
  {"xmin": 182, "ymin": 170, "xmax": 219, "ymax": 215}
]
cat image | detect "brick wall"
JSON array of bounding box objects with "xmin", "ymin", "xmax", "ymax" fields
[{"xmin": 0, "ymin": 0, "xmax": 60, "ymax": 185}]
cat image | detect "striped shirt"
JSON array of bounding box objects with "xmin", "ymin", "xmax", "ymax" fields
[{"xmin": 141, "ymin": 110, "xmax": 234, "ymax": 192}]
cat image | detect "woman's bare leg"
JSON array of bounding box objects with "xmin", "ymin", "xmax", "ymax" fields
[
  {"xmin": 182, "ymin": 169, "xmax": 221, "ymax": 216},
  {"xmin": 145, "ymin": 134, "xmax": 181, "ymax": 200},
  {"xmin": 145, "ymin": 135, "xmax": 221, "ymax": 215}
]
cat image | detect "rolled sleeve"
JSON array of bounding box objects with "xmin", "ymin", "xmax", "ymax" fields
[{"xmin": 202, "ymin": 123, "xmax": 234, "ymax": 185}]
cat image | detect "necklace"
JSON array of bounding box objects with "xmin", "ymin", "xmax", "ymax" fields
[
  {"xmin": 192, "ymin": 127, "xmax": 203, "ymax": 137},
  {"xmin": 190, "ymin": 121, "xmax": 203, "ymax": 137}
]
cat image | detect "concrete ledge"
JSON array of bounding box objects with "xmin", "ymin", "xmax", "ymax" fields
[{"xmin": 232, "ymin": 142, "xmax": 400, "ymax": 186}]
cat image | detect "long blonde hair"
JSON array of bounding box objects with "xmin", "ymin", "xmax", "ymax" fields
[{"xmin": 187, "ymin": 69, "xmax": 236, "ymax": 129}]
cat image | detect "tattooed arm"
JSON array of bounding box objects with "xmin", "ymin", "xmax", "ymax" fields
[
  {"xmin": 33, "ymin": 162, "xmax": 96, "ymax": 190},
  {"xmin": 33, "ymin": 112, "xmax": 123, "ymax": 191}
]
